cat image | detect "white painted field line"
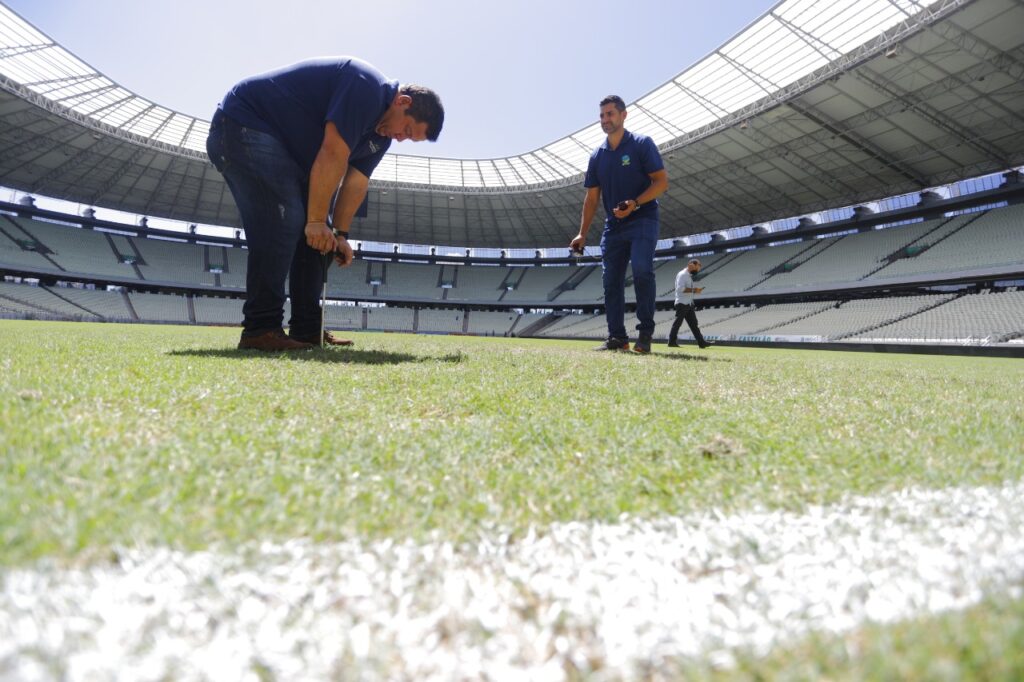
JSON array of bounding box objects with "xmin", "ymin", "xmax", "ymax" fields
[{"xmin": 2, "ymin": 481, "xmax": 1023, "ymax": 681}]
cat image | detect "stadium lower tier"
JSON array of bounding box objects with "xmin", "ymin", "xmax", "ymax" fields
[
  {"xmin": 2, "ymin": 202, "xmax": 1023, "ymax": 304},
  {"xmin": 2, "ymin": 282, "xmax": 1022, "ymax": 345}
]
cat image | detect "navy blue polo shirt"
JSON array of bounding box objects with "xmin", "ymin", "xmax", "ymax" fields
[
  {"xmin": 218, "ymin": 57, "xmax": 394, "ymax": 179},
  {"xmin": 583, "ymin": 130, "xmax": 664, "ymax": 227}
]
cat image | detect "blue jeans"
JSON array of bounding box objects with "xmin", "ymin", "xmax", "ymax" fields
[
  {"xmin": 600, "ymin": 217, "xmax": 658, "ymax": 339},
  {"xmin": 205, "ymin": 109, "xmax": 324, "ymax": 338}
]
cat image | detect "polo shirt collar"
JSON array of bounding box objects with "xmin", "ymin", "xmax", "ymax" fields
[{"xmin": 600, "ymin": 129, "xmax": 632, "ymax": 151}]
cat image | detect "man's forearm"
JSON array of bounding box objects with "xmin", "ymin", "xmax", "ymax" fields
[
  {"xmin": 307, "ymin": 147, "xmax": 349, "ymax": 224},
  {"xmin": 579, "ymin": 197, "xmax": 599, "ymax": 235},
  {"xmin": 330, "ymin": 169, "xmax": 370, "ymax": 235},
  {"xmin": 636, "ymin": 177, "xmax": 669, "ymax": 206}
]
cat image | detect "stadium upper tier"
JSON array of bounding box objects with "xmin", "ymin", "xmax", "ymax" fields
[{"xmin": 1, "ymin": 0, "xmax": 1023, "ymax": 247}]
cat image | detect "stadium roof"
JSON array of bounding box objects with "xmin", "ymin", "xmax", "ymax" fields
[{"xmin": 1, "ymin": 0, "xmax": 1023, "ymax": 247}]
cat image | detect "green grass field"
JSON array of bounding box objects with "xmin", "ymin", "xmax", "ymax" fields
[
  {"xmin": 2, "ymin": 319, "xmax": 1022, "ymax": 566},
  {"xmin": 2, "ymin": 319, "xmax": 1022, "ymax": 678}
]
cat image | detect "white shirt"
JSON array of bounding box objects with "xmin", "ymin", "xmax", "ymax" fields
[{"xmin": 674, "ymin": 269, "xmax": 697, "ymax": 305}]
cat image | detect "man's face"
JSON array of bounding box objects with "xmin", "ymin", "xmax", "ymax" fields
[
  {"xmin": 376, "ymin": 96, "xmax": 429, "ymax": 142},
  {"xmin": 600, "ymin": 104, "xmax": 626, "ymax": 134},
  {"xmin": 689, "ymin": 262, "xmax": 701, "ymax": 273},
  {"xmin": 377, "ymin": 114, "xmax": 428, "ymax": 142}
]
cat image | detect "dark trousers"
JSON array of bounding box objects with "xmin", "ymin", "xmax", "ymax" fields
[
  {"xmin": 669, "ymin": 303, "xmax": 706, "ymax": 345},
  {"xmin": 205, "ymin": 109, "xmax": 324, "ymax": 338},
  {"xmin": 600, "ymin": 217, "xmax": 659, "ymax": 339}
]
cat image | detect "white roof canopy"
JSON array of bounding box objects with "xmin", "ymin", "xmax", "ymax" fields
[{"xmin": 0, "ymin": 0, "xmax": 935, "ymax": 190}]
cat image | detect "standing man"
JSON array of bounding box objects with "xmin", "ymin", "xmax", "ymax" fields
[
  {"xmin": 668, "ymin": 258, "xmax": 712, "ymax": 348},
  {"xmin": 570, "ymin": 95, "xmax": 668, "ymax": 354},
  {"xmin": 206, "ymin": 57, "xmax": 444, "ymax": 350}
]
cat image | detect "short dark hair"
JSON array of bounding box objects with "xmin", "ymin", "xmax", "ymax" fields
[
  {"xmin": 600, "ymin": 95, "xmax": 626, "ymax": 112},
  {"xmin": 689, "ymin": 258, "xmax": 702, "ymax": 266},
  {"xmin": 400, "ymin": 84, "xmax": 444, "ymax": 141}
]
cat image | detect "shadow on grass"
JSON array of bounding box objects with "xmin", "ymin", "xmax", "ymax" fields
[
  {"xmin": 168, "ymin": 347, "xmax": 465, "ymax": 365},
  {"xmin": 651, "ymin": 351, "xmax": 730, "ymax": 363}
]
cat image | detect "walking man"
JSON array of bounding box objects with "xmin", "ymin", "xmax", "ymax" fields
[
  {"xmin": 668, "ymin": 259, "xmax": 712, "ymax": 348},
  {"xmin": 570, "ymin": 95, "xmax": 668, "ymax": 354},
  {"xmin": 206, "ymin": 57, "xmax": 444, "ymax": 350}
]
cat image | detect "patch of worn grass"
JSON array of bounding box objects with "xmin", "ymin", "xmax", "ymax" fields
[{"xmin": 1, "ymin": 319, "xmax": 1022, "ymax": 566}]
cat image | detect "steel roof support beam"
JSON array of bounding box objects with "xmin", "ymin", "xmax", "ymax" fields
[
  {"xmin": 51, "ymin": 83, "xmax": 117, "ymax": 104},
  {"xmin": 87, "ymin": 145, "xmax": 148, "ymax": 204},
  {"xmin": 0, "ymin": 43, "xmax": 52, "ymax": 59},
  {"xmin": 730, "ymin": 112, "xmax": 862, "ymax": 198},
  {"xmin": 786, "ymin": 100, "xmax": 929, "ymax": 187},
  {"xmin": 854, "ymin": 66, "xmax": 1010, "ymax": 166},
  {"xmin": 926, "ymin": 16, "xmax": 1024, "ymax": 83}
]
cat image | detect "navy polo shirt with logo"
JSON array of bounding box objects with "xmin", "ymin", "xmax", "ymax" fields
[
  {"xmin": 218, "ymin": 57, "xmax": 394, "ymax": 180},
  {"xmin": 583, "ymin": 130, "xmax": 664, "ymax": 227}
]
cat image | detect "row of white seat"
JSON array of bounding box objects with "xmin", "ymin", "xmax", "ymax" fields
[
  {"xmin": 3, "ymin": 280, "xmax": 1021, "ymax": 343},
  {"xmin": 4, "ymin": 202, "xmax": 1022, "ymax": 302}
]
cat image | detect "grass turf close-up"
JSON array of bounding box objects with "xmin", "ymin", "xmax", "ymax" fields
[
  {"xmin": 1, "ymin": 318, "xmax": 1022, "ymax": 566},
  {"xmin": 1, "ymin": 319, "xmax": 1023, "ymax": 679}
]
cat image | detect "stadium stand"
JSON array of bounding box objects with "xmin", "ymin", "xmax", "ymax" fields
[
  {"xmin": 652, "ymin": 305, "xmax": 757, "ymax": 341},
  {"xmin": 536, "ymin": 312, "xmax": 604, "ymax": 337},
  {"xmin": 48, "ymin": 285, "xmax": 133, "ymax": 320},
  {"xmin": 693, "ymin": 241, "xmax": 820, "ymax": 294},
  {"xmin": 446, "ymin": 265, "xmax": 508, "ymax": 303},
  {"xmin": 364, "ymin": 306, "xmax": 415, "ymax": 332},
  {"xmin": 701, "ymin": 301, "xmax": 839, "ymax": 338},
  {"xmin": 417, "ymin": 308, "xmax": 465, "ymax": 333},
  {"xmin": 766, "ymin": 295, "xmax": 956, "ymax": 339},
  {"xmin": 465, "ymin": 310, "xmax": 519, "ymax": 336},
  {"xmin": 10, "ymin": 217, "xmax": 134, "ymax": 280},
  {"xmin": 0, "ymin": 280, "xmax": 98, "ymax": 318},
  {"xmin": 849, "ymin": 291, "xmax": 1024, "ymax": 343},
  {"xmin": 133, "ymin": 237, "xmax": 216, "ymax": 286},
  {"xmin": 0, "ymin": 220, "xmax": 63, "ymax": 274},
  {"xmin": 326, "ymin": 259, "xmax": 376, "ymax": 299},
  {"xmin": 192, "ymin": 296, "xmax": 244, "ymax": 326},
  {"xmin": 752, "ymin": 221, "xmax": 942, "ymax": 291},
  {"xmin": 501, "ymin": 266, "xmax": 576, "ymax": 304},
  {"xmin": 377, "ymin": 261, "xmax": 443, "ymax": 300},
  {"xmin": 220, "ymin": 247, "xmax": 247, "ymax": 290},
  {"xmin": 324, "ymin": 304, "xmax": 364, "ymax": 330},
  {"xmin": 873, "ymin": 207, "xmax": 1024, "ymax": 279},
  {"xmin": 128, "ymin": 292, "xmax": 191, "ymax": 323},
  {"xmin": 1, "ymin": 198, "xmax": 1022, "ymax": 346}
]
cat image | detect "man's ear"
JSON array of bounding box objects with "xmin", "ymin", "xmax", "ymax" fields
[{"xmin": 394, "ymin": 93, "xmax": 413, "ymax": 109}]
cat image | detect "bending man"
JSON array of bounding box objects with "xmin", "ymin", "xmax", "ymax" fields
[{"xmin": 207, "ymin": 57, "xmax": 444, "ymax": 350}]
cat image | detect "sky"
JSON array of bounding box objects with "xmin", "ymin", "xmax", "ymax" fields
[{"xmin": 4, "ymin": 0, "xmax": 779, "ymax": 160}]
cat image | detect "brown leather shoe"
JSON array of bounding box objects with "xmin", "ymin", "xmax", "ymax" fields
[
  {"xmin": 290, "ymin": 331, "xmax": 354, "ymax": 346},
  {"xmin": 237, "ymin": 329, "xmax": 314, "ymax": 351}
]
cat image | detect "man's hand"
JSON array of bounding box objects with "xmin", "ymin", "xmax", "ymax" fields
[
  {"xmin": 612, "ymin": 199, "xmax": 637, "ymax": 220},
  {"xmin": 696, "ymin": 287, "xmax": 705, "ymax": 294},
  {"xmin": 305, "ymin": 221, "xmax": 337, "ymax": 254},
  {"xmin": 333, "ymin": 236, "xmax": 354, "ymax": 267},
  {"xmin": 569, "ymin": 233, "xmax": 586, "ymax": 254}
]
